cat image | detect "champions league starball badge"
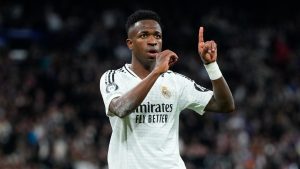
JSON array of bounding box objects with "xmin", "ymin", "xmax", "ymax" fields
[{"xmin": 106, "ymin": 82, "xmax": 118, "ymax": 93}]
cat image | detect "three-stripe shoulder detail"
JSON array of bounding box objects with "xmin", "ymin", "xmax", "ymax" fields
[{"xmin": 105, "ymin": 70, "xmax": 116, "ymax": 84}]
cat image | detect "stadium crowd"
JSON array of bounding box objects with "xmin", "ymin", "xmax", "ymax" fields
[{"xmin": 0, "ymin": 0, "xmax": 300, "ymax": 169}]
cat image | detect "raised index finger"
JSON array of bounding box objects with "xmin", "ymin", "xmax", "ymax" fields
[{"xmin": 199, "ymin": 27, "xmax": 204, "ymax": 43}]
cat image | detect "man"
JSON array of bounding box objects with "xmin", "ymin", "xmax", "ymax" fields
[{"xmin": 100, "ymin": 9, "xmax": 235, "ymax": 169}]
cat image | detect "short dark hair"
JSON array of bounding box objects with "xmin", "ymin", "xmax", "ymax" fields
[{"xmin": 125, "ymin": 9, "xmax": 162, "ymax": 35}]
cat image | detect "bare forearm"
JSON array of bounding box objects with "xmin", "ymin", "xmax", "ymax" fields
[
  {"xmin": 210, "ymin": 77, "xmax": 235, "ymax": 112},
  {"xmin": 109, "ymin": 70, "xmax": 161, "ymax": 118}
]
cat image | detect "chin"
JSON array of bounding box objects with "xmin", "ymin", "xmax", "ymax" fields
[{"xmin": 142, "ymin": 61, "xmax": 155, "ymax": 70}]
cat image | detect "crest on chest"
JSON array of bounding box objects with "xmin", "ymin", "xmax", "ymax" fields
[{"xmin": 161, "ymin": 85, "xmax": 171, "ymax": 99}]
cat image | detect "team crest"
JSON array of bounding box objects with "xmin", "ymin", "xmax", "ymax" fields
[
  {"xmin": 161, "ymin": 86, "xmax": 171, "ymax": 99},
  {"xmin": 106, "ymin": 82, "xmax": 118, "ymax": 93}
]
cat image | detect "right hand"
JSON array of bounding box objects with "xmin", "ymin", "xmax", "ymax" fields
[
  {"xmin": 198, "ymin": 27, "xmax": 217, "ymax": 64},
  {"xmin": 154, "ymin": 49, "xmax": 178, "ymax": 74}
]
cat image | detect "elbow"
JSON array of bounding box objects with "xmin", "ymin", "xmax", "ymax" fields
[
  {"xmin": 117, "ymin": 113, "xmax": 128, "ymax": 118},
  {"xmin": 217, "ymin": 101, "xmax": 235, "ymax": 113},
  {"xmin": 113, "ymin": 111, "xmax": 126, "ymax": 118},
  {"xmin": 110, "ymin": 100, "xmax": 131, "ymax": 118},
  {"xmin": 227, "ymin": 106, "xmax": 235, "ymax": 113},
  {"xmin": 224, "ymin": 102, "xmax": 235, "ymax": 113},
  {"xmin": 114, "ymin": 109, "xmax": 131, "ymax": 118}
]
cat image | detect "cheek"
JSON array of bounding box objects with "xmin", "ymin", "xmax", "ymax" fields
[
  {"xmin": 157, "ymin": 40, "xmax": 162, "ymax": 48},
  {"xmin": 135, "ymin": 42, "xmax": 146, "ymax": 51},
  {"xmin": 132, "ymin": 45, "xmax": 144, "ymax": 54},
  {"xmin": 159, "ymin": 43, "xmax": 162, "ymax": 49}
]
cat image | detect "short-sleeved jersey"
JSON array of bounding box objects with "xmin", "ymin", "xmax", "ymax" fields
[{"xmin": 99, "ymin": 64, "xmax": 213, "ymax": 169}]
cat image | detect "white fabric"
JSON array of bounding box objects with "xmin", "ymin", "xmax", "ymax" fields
[
  {"xmin": 204, "ymin": 62, "xmax": 222, "ymax": 80},
  {"xmin": 99, "ymin": 64, "xmax": 213, "ymax": 169}
]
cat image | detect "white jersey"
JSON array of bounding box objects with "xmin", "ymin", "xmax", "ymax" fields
[{"xmin": 99, "ymin": 64, "xmax": 213, "ymax": 169}]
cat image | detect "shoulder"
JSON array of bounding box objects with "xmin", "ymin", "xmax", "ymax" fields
[
  {"xmin": 100, "ymin": 66, "xmax": 124, "ymax": 84},
  {"xmin": 102, "ymin": 65, "xmax": 130, "ymax": 77},
  {"xmin": 169, "ymin": 71, "xmax": 210, "ymax": 92},
  {"xmin": 166, "ymin": 70, "xmax": 194, "ymax": 83}
]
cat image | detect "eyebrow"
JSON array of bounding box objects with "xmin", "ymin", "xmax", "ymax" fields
[{"xmin": 138, "ymin": 30, "xmax": 162, "ymax": 34}]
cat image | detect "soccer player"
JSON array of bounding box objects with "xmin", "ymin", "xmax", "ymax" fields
[{"xmin": 99, "ymin": 9, "xmax": 235, "ymax": 169}]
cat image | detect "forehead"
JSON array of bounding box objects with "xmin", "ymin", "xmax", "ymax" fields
[{"xmin": 129, "ymin": 20, "xmax": 162, "ymax": 35}]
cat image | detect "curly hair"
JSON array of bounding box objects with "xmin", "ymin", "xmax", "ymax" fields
[{"xmin": 125, "ymin": 9, "xmax": 162, "ymax": 35}]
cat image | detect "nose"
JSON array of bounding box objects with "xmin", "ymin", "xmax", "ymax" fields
[{"xmin": 147, "ymin": 35, "xmax": 157, "ymax": 46}]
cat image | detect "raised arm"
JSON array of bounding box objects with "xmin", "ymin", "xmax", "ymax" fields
[
  {"xmin": 109, "ymin": 50, "xmax": 178, "ymax": 118},
  {"xmin": 198, "ymin": 27, "xmax": 235, "ymax": 113}
]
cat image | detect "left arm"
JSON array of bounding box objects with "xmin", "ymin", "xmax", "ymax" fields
[
  {"xmin": 205, "ymin": 77, "xmax": 235, "ymax": 112},
  {"xmin": 198, "ymin": 27, "xmax": 235, "ymax": 113}
]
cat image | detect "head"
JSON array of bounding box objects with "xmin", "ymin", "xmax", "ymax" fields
[{"xmin": 125, "ymin": 10, "xmax": 162, "ymax": 68}]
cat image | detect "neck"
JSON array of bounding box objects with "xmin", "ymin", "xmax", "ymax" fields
[{"xmin": 130, "ymin": 59, "xmax": 154, "ymax": 79}]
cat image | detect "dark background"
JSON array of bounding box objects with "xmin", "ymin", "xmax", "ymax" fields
[{"xmin": 0, "ymin": 0, "xmax": 299, "ymax": 169}]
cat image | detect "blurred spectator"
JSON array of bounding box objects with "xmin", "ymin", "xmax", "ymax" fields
[{"xmin": 0, "ymin": 0, "xmax": 300, "ymax": 168}]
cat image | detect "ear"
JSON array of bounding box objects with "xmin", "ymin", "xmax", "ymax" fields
[{"xmin": 126, "ymin": 39, "xmax": 133, "ymax": 50}]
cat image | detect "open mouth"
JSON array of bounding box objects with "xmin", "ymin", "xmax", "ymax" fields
[{"xmin": 147, "ymin": 50, "xmax": 158, "ymax": 58}]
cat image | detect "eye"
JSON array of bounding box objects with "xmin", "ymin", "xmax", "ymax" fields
[
  {"xmin": 155, "ymin": 34, "xmax": 162, "ymax": 39},
  {"xmin": 140, "ymin": 34, "xmax": 148, "ymax": 38}
]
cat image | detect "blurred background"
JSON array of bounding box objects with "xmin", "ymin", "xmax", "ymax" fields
[{"xmin": 0, "ymin": 0, "xmax": 299, "ymax": 169}]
